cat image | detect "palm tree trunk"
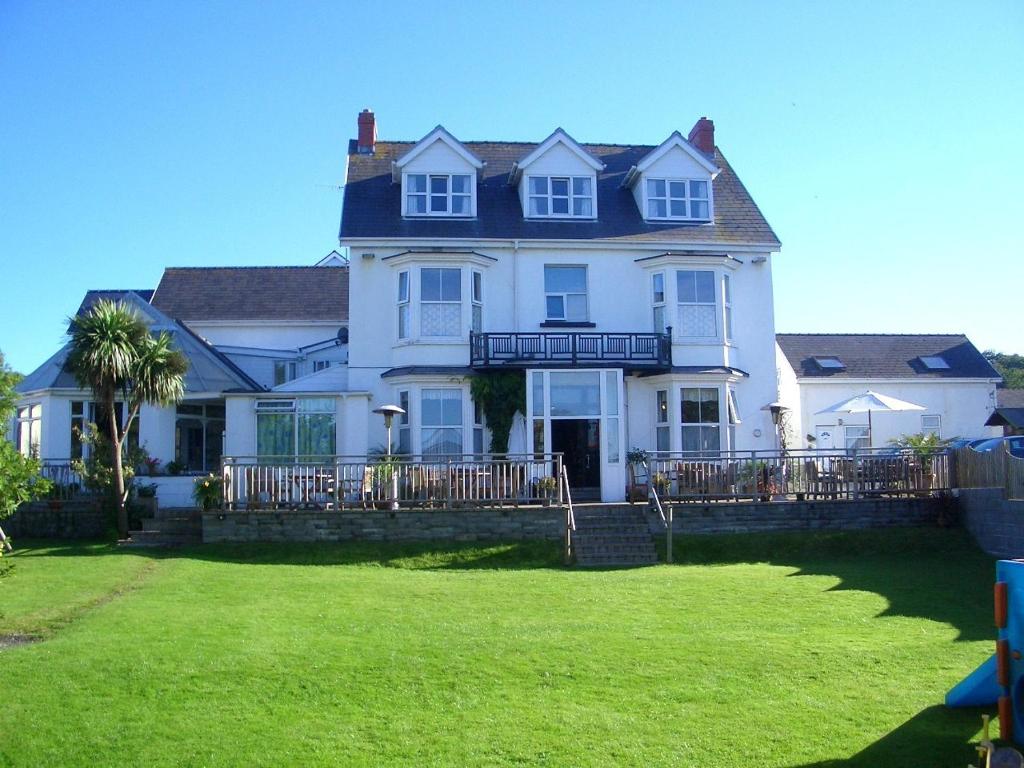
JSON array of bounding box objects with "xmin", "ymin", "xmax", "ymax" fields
[{"xmin": 110, "ymin": 396, "xmax": 128, "ymax": 539}]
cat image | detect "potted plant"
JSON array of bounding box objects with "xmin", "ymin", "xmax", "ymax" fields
[
  {"xmin": 535, "ymin": 475, "xmax": 558, "ymax": 504},
  {"xmin": 144, "ymin": 457, "xmax": 162, "ymax": 476},
  {"xmin": 626, "ymin": 448, "xmax": 650, "ymax": 502},
  {"xmin": 192, "ymin": 473, "xmax": 223, "ymax": 511},
  {"xmin": 135, "ymin": 482, "xmax": 159, "ymax": 517},
  {"xmin": 165, "ymin": 460, "xmax": 185, "ymax": 476},
  {"xmin": 652, "ymin": 472, "xmax": 671, "ymax": 498}
]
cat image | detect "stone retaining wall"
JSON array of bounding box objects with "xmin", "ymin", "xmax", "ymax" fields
[
  {"xmin": 4, "ymin": 501, "xmax": 109, "ymax": 539},
  {"xmin": 958, "ymin": 488, "xmax": 1024, "ymax": 558},
  {"xmin": 655, "ymin": 496, "xmax": 945, "ymax": 535},
  {"xmin": 202, "ymin": 507, "xmax": 564, "ymax": 543}
]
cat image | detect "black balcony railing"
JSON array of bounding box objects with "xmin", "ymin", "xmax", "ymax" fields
[{"xmin": 470, "ymin": 330, "xmax": 672, "ymax": 370}]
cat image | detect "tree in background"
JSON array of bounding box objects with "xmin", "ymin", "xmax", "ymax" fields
[
  {"xmin": 66, "ymin": 300, "xmax": 188, "ymax": 539},
  {"xmin": 984, "ymin": 350, "xmax": 1024, "ymax": 389},
  {"xmin": 0, "ymin": 350, "xmax": 51, "ymax": 553}
]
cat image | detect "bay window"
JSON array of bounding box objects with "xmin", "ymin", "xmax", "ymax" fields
[
  {"xmin": 397, "ymin": 391, "xmax": 411, "ymax": 454},
  {"xmin": 646, "ymin": 178, "xmax": 710, "ymax": 220},
  {"xmin": 405, "ymin": 173, "xmax": 472, "ymax": 216},
  {"xmin": 655, "ymin": 389, "xmax": 669, "ymax": 453},
  {"xmin": 677, "ymin": 270, "xmax": 718, "ymax": 338},
  {"xmin": 471, "ymin": 270, "xmax": 483, "ymax": 333},
  {"xmin": 421, "ymin": 389, "xmax": 463, "ymax": 457},
  {"xmin": 256, "ymin": 398, "xmax": 336, "ymax": 460},
  {"xmin": 528, "ymin": 176, "xmax": 594, "ymax": 217},
  {"xmin": 420, "ymin": 267, "xmax": 462, "ymax": 337},
  {"xmin": 723, "ymin": 273, "xmax": 733, "ymax": 342},
  {"xmin": 652, "ymin": 272, "xmax": 666, "ymax": 332},
  {"xmin": 397, "ymin": 270, "xmax": 410, "ymax": 339},
  {"xmin": 544, "ymin": 265, "xmax": 588, "ymax": 322},
  {"xmin": 681, "ymin": 387, "xmax": 721, "ymax": 454},
  {"xmin": 16, "ymin": 404, "xmax": 41, "ymax": 457}
]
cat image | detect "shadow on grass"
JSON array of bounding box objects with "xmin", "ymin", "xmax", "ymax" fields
[
  {"xmin": 657, "ymin": 526, "xmax": 996, "ymax": 642},
  {"xmin": 790, "ymin": 704, "xmax": 988, "ymax": 767}
]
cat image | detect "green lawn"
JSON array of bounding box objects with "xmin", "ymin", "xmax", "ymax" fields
[{"xmin": 0, "ymin": 528, "xmax": 999, "ymax": 766}]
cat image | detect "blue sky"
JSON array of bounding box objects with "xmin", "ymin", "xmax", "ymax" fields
[{"xmin": 1, "ymin": 0, "xmax": 1021, "ymax": 374}]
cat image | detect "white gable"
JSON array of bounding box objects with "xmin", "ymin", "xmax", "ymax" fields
[
  {"xmin": 642, "ymin": 144, "xmax": 716, "ymax": 178},
  {"xmin": 401, "ymin": 137, "xmax": 479, "ymax": 175}
]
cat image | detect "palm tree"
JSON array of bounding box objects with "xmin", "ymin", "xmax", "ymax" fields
[{"xmin": 66, "ymin": 300, "xmax": 188, "ymax": 539}]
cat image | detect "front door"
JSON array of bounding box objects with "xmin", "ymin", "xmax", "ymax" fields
[
  {"xmin": 552, "ymin": 419, "xmax": 600, "ymax": 495},
  {"xmin": 815, "ymin": 425, "xmax": 836, "ymax": 450}
]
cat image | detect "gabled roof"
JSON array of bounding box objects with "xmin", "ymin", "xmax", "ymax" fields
[
  {"xmin": 987, "ymin": 390, "xmax": 1024, "ymax": 429},
  {"xmin": 776, "ymin": 334, "xmax": 1001, "ymax": 380},
  {"xmin": 622, "ymin": 131, "xmax": 720, "ymax": 187},
  {"xmin": 393, "ymin": 125, "xmax": 484, "ymax": 170},
  {"xmin": 17, "ymin": 291, "xmax": 262, "ymax": 395},
  {"xmin": 341, "ymin": 140, "xmax": 779, "ymax": 246},
  {"xmin": 508, "ymin": 128, "xmax": 605, "ymax": 183},
  {"xmin": 151, "ymin": 267, "xmax": 348, "ymax": 323}
]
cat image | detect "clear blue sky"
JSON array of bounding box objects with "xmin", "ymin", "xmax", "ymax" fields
[{"xmin": 1, "ymin": 0, "xmax": 1021, "ymax": 374}]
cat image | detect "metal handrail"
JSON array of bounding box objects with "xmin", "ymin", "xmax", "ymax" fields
[
  {"xmin": 560, "ymin": 463, "xmax": 575, "ymax": 565},
  {"xmin": 645, "ymin": 460, "xmax": 672, "ymax": 565}
]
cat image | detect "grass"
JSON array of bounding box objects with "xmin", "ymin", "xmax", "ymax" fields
[{"xmin": 0, "ymin": 528, "xmax": 1000, "ymax": 766}]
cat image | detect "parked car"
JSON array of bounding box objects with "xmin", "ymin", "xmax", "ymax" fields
[
  {"xmin": 947, "ymin": 438, "xmax": 992, "ymax": 451},
  {"xmin": 970, "ymin": 436, "xmax": 1024, "ymax": 458}
]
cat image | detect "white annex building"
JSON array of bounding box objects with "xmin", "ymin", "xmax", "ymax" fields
[{"xmin": 9, "ymin": 111, "xmax": 1003, "ymax": 503}]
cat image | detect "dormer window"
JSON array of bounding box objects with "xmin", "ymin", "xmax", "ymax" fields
[
  {"xmin": 528, "ymin": 176, "xmax": 594, "ymax": 218},
  {"xmin": 646, "ymin": 179, "xmax": 709, "ymax": 220},
  {"xmin": 405, "ymin": 173, "xmax": 472, "ymax": 216}
]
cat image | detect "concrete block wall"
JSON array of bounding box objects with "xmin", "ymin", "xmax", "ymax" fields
[
  {"xmin": 202, "ymin": 507, "xmax": 564, "ymax": 543},
  {"xmin": 654, "ymin": 497, "xmax": 943, "ymax": 536},
  {"xmin": 958, "ymin": 488, "xmax": 1024, "ymax": 559}
]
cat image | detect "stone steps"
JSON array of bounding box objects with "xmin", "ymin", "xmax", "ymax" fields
[
  {"xmin": 571, "ymin": 503, "xmax": 659, "ymax": 568},
  {"xmin": 125, "ymin": 512, "xmax": 202, "ymax": 547}
]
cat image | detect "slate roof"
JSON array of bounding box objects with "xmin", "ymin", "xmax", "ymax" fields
[
  {"xmin": 340, "ymin": 140, "xmax": 779, "ymax": 246},
  {"xmin": 999, "ymin": 390, "xmax": 1024, "ymax": 408},
  {"xmin": 776, "ymin": 334, "xmax": 1001, "ymax": 380},
  {"xmin": 151, "ymin": 267, "xmax": 348, "ymax": 322},
  {"xmin": 17, "ymin": 291, "xmax": 261, "ymax": 395}
]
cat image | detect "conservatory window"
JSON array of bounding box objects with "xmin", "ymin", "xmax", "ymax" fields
[
  {"xmin": 256, "ymin": 398, "xmax": 336, "ymax": 460},
  {"xmin": 175, "ymin": 403, "xmax": 225, "ymax": 473},
  {"xmin": 16, "ymin": 404, "xmax": 41, "ymax": 457}
]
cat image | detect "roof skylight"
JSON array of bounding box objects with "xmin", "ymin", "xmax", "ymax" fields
[
  {"xmin": 919, "ymin": 355, "xmax": 951, "ymax": 370},
  {"xmin": 813, "ymin": 356, "xmax": 845, "ymax": 370}
]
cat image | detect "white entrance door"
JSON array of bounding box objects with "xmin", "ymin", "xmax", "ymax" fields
[{"xmin": 815, "ymin": 426, "xmax": 836, "ymax": 450}]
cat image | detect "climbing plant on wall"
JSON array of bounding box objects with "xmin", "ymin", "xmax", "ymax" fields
[{"xmin": 469, "ymin": 371, "xmax": 526, "ymax": 453}]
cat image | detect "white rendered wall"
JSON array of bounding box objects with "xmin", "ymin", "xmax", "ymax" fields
[
  {"xmin": 138, "ymin": 404, "xmax": 175, "ymax": 465},
  {"xmin": 794, "ymin": 379, "xmax": 999, "ymax": 448}
]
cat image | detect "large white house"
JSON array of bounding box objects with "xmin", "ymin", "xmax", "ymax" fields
[
  {"xmin": 335, "ymin": 111, "xmax": 784, "ymax": 500},
  {"xmin": 776, "ymin": 333, "xmax": 1001, "ymax": 449}
]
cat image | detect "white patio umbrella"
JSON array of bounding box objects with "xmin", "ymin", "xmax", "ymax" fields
[
  {"xmin": 815, "ymin": 390, "xmax": 925, "ymax": 448},
  {"xmin": 507, "ymin": 411, "xmax": 528, "ymax": 456}
]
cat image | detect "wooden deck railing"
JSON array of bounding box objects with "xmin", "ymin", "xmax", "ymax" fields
[
  {"xmin": 221, "ymin": 454, "xmax": 565, "ymax": 511},
  {"xmin": 643, "ymin": 448, "xmax": 951, "ymax": 503}
]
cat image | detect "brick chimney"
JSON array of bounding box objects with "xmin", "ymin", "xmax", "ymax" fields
[
  {"xmin": 357, "ymin": 108, "xmax": 376, "ymax": 154},
  {"xmin": 687, "ymin": 116, "xmax": 715, "ymax": 155}
]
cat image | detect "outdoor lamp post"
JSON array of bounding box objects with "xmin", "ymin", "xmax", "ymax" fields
[
  {"xmin": 373, "ymin": 404, "xmax": 406, "ymax": 510},
  {"xmin": 761, "ymin": 401, "xmax": 790, "ymax": 501}
]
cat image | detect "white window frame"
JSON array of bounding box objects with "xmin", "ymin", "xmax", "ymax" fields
[
  {"xmin": 652, "ymin": 271, "xmax": 667, "ymax": 333},
  {"xmin": 404, "ymin": 173, "xmax": 474, "ymax": 217},
  {"xmin": 655, "ymin": 389, "xmax": 670, "ymax": 454},
  {"xmin": 273, "ymin": 361, "xmax": 298, "ymax": 386},
  {"xmin": 420, "ymin": 388, "xmax": 465, "ymax": 458},
  {"xmin": 471, "ymin": 270, "xmax": 483, "ymax": 333},
  {"xmin": 419, "ymin": 267, "xmax": 463, "ymax": 338},
  {"xmin": 676, "ymin": 269, "xmax": 719, "ymax": 339},
  {"xmin": 397, "ymin": 390, "xmax": 411, "ymax": 455},
  {"xmin": 313, "ymin": 360, "xmax": 331, "ymax": 372},
  {"xmin": 645, "ymin": 177, "xmax": 711, "ymax": 221},
  {"xmin": 723, "ymin": 273, "xmax": 733, "ymax": 342},
  {"xmin": 397, "ymin": 270, "xmax": 410, "ymax": 340},
  {"xmin": 16, "ymin": 403, "xmax": 42, "ymax": 458},
  {"xmin": 845, "ymin": 425, "xmax": 870, "ymax": 451},
  {"xmin": 921, "ymin": 414, "xmax": 941, "ymax": 437},
  {"xmin": 680, "ymin": 386, "xmax": 722, "ymax": 455},
  {"xmin": 526, "ymin": 175, "xmax": 595, "ymax": 219},
  {"xmin": 544, "ymin": 265, "xmax": 589, "ymax": 322}
]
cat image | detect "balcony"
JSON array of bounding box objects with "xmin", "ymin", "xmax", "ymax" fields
[{"xmin": 470, "ymin": 330, "xmax": 672, "ymax": 371}]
